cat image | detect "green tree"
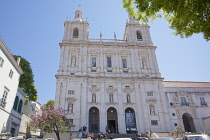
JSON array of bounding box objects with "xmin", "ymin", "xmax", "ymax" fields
[
  {"xmin": 13, "ymin": 55, "xmax": 38, "ymax": 101},
  {"xmin": 44, "ymin": 100, "xmax": 55, "ymax": 109},
  {"xmin": 123, "ymin": 0, "xmax": 210, "ymax": 41},
  {"xmin": 169, "ymin": 126, "xmax": 184, "ymax": 138}
]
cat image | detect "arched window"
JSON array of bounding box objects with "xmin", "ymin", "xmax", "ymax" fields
[
  {"xmin": 68, "ymin": 103, "xmax": 73, "ymax": 113},
  {"xmin": 136, "ymin": 31, "xmax": 142, "ymax": 40},
  {"xmin": 109, "ymin": 93, "xmax": 113, "ymax": 103},
  {"xmin": 73, "ymin": 28, "xmax": 79, "ymax": 38},
  {"xmin": 17, "ymin": 100, "xmax": 23, "ymax": 113},
  {"xmin": 125, "ymin": 108, "xmax": 137, "ymax": 133},
  {"xmin": 92, "ymin": 93, "xmax": 96, "ymax": 102},
  {"xmin": 127, "ymin": 94, "xmax": 131, "ymax": 103},
  {"xmin": 13, "ymin": 96, "xmax": 19, "ymax": 110}
]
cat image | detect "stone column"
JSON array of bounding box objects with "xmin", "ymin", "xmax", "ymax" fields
[
  {"xmin": 80, "ymin": 79, "xmax": 88, "ymax": 129},
  {"xmin": 117, "ymin": 80, "xmax": 126, "ymax": 134},
  {"xmin": 99, "ymin": 79, "xmax": 106, "ymax": 133},
  {"xmin": 136, "ymin": 82, "xmax": 146, "ymax": 133}
]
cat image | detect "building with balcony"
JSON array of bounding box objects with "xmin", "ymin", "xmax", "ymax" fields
[
  {"xmin": 164, "ymin": 81, "xmax": 210, "ymax": 133},
  {"xmin": 19, "ymin": 99, "xmax": 41, "ymax": 137}
]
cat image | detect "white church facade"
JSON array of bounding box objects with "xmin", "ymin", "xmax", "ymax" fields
[{"xmin": 55, "ymin": 9, "xmax": 210, "ymax": 134}]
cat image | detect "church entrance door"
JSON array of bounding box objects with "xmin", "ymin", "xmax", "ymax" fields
[
  {"xmin": 107, "ymin": 107, "xmax": 118, "ymax": 134},
  {"xmin": 182, "ymin": 113, "xmax": 196, "ymax": 132},
  {"xmin": 89, "ymin": 107, "xmax": 99, "ymax": 133}
]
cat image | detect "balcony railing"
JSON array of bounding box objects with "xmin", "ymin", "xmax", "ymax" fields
[
  {"xmin": 200, "ymin": 102, "xmax": 208, "ymax": 107},
  {"xmin": 0, "ymin": 98, "xmax": 7, "ymax": 108},
  {"xmin": 170, "ymin": 102, "xmax": 197, "ymax": 107}
]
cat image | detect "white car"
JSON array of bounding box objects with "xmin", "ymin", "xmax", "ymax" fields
[
  {"xmin": 9, "ymin": 137, "xmax": 23, "ymax": 140},
  {"xmin": 182, "ymin": 135, "xmax": 210, "ymax": 140}
]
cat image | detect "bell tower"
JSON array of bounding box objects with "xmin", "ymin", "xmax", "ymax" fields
[
  {"xmin": 62, "ymin": 9, "xmax": 89, "ymax": 42},
  {"xmin": 124, "ymin": 16, "xmax": 153, "ymax": 46}
]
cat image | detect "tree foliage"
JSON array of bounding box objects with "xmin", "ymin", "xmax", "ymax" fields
[
  {"xmin": 44, "ymin": 100, "xmax": 55, "ymax": 109},
  {"xmin": 169, "ymin": 126, "xmax": 184, "ymax": 138},
  {"xmin": 13, "ymin": 55, "xmax": 38, "ymax": 101},
  {"xmin": 30, "ymin": 107, "xmax": 73, "ymax": 140},
  {"xmin": 123, "ymin": 0, "xmax": 210, "ymax": 41}
]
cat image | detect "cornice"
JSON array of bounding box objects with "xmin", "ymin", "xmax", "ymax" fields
[
  {"xmin": 59, "ymin": 42, "xmax": 156, "ymax": 49},
  {"xmin": 0, "ymin": 39, "xmax": 24, "ymax": 74},
  {"xmin": 55, "ymin": 74, "xmax": 164, "ymax": 81}
]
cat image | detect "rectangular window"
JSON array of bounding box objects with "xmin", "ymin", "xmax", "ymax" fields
[
  {"xmin": 147, "ymin": 92, "xmax": 153, "ymax": 96},
  {"xmin": 0, "ymin": 57, "xmax": 4, "ymax": 67},
  {"xmin": 107, "ymin": 57, "xmax": 112, "ymax": 68},
  {"xmin": 0, "ymin": 87, "xmax": 9, "ymax": 108},
  {"xmin": 151, "ymin": 120, "xmax": 158, "ymax": 125},
  {"xmin": 122, "ymin": 58, "xmax": 127, "ymax": 68},
  {"xmin": 92, "ymin": 57, "xmax": 96, "ymax": 67},
  {"xmin": 68, "ymin": 90, "xmax": 75, "ymax": 95},
  {"xmin": 67, "ymin": 119, "xmax": 73, "ymax": 124},
  {"xmin": 9, "ymin": 70, "xmax": 13, "ymax": 78},
  {"xmin": 200, "ymin": 97, "xmax": 206, "ymax": 106},
  {"xmin": 181, "ymin": 97, "xmax": 187, "ymax": 106}
]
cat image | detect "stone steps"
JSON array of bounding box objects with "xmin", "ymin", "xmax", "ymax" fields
[{"xmin": 94, "ymin": 133, "xmax": 147, "ymax": 139}]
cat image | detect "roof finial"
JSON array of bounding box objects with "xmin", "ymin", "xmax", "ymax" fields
[
  {"xmin": 78, "ymin": 4, "xmax": 81, "ymax": 9},
  {"xmin": 114, "ymin": 32, "xmax": 116, "ymax": 39},
  {"xmin": 100, "ymin": 31, "xmax": 102, "ymax": 38}
]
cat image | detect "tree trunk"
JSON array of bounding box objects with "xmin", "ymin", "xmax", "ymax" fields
[{"xmin": 55, "ymin": 131, "xmax": 60, "ymax": 140}]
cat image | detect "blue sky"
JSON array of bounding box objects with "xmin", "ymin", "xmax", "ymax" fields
[{"xmin": 0, "ymin": 0, "xmax": 209, "ymax": 105}]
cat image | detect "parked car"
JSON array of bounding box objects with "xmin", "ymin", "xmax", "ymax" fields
[
  {"xmin": 8, "ymin": 137, "xmax": 23, "ymax": 140},
  {"xmin": 176, "ymin": 138, "xmax": 183, "ymax": 140},
  {"xmin": 113, "ymin": 138, "xmax": 132, "ymax": 140},
  {"xmin": 149, "ymin": 137, "xmax": 174, "ymax": 140},
  {"xmin": 182, "ymin": 135, "xmax": 210, "ymax": 140},
  {"xmin": 131, "ymin": 137, "xmax": 148, "ymax": 140}
]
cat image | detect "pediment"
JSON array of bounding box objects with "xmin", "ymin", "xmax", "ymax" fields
[
  {"xmin": 88, "ymin": 49, "xmax": 100, "ymax": 54},
  {"xmin": 138, "ymin": 50, "xmax": 148, "ymax": 54},
  {"xmin": 106, "ymin": 87, "xmax": 117, "ymax": 93},
  {"xmin": 69, "ymin": 49, "xmax": 80, "ymax": 54},
  {"xmin": 146, "ymin": 99, "xmax": 157, "ymax": 103},
  {"xmin": 123, "ymin": 87, "xmax": 133, "ymax": 94},
  {"xmin": 177, "ymin": 91, "xmax": 188, "ymax": 97},
  {"xmin": 119, "ymin": 50, "xmax": 130, "ymax": 55},
  {"xmin": 66, "ymin": 97, "xmax": 76, "ymax": 102},
  {"xmin": 103, "ymin": 50, "xmax": 114, "ymax": 55},
  {"xmin": 89, "ymin": 87, "xmax": 100, "ymax": 93}
]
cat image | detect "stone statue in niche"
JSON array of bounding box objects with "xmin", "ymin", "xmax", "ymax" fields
[
  {"xmin": 109, "ymin": 93, "xmax": 113, "ymax": 103},
  {"xmin": 142, "ymin": 58, "xmax": 147, "ymax": 68},
  {"xmin": 149, "ymin": 104, "xmax": 155, "ymax": 115},
  {"xmin": 127, "ymin": 94, "xmax": 131, "ymax": 103},
  {"xmin": 71, "ymin": 56, "xmax": 76, "ymax": 66},
  {"xmin": 92, "ymin": 94, "xmax": 96, "ymax": 102},
  {"xmin": 68, "ymin": 103, "xmax": 73, "ymax": 113}
]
